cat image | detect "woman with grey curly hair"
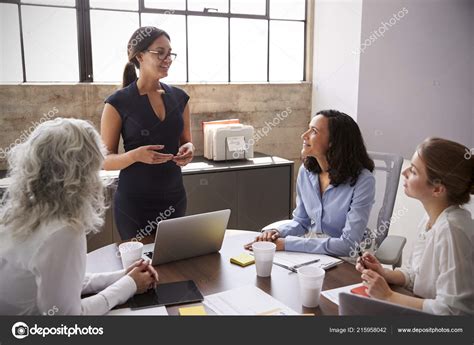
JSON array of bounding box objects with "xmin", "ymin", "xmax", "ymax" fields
[{"xmin": 0, "ymin": 118, "xmax": 158, "ymax": 315}]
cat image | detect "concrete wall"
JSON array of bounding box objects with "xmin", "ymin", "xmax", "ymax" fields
[
  {"xmin": 357, "ymin": 0, "xmax": 474, "ymax": 158},
  {"xmin": 0, "ymin": 83, "xmax": 311, "ymax": 172}
]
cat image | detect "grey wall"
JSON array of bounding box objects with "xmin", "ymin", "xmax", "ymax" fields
[
  {"xmin": 311, "ymin": 0, "xmax": 363, "ymax": 118},
  {"xmin": 472, "ymin": 8, "xmax": 474, "ymax": 150},
  {"xmin": 357, "ymin": 0, "xmax": 474, "ymax": 158}
]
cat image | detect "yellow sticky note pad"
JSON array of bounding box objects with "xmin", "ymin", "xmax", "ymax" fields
[
  {"xmin": 179, "ymin": 306, "xmax": 207, "ymax": 316},
  {"xmin": 230, "ymin": 253, "xmax": 255, "ymax": 267}
]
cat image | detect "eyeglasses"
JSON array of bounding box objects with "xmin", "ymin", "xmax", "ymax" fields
[{"xmin": 146, "ymin": 50, "xmax": 177, "ymax": 61}]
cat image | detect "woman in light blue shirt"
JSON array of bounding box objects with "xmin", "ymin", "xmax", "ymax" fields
[{"xmin": 246, "ymin": 109, "xmax": 375, "ymax": 256}]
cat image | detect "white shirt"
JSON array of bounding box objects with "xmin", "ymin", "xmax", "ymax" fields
[
  {"xmin": 397, "ymin": 206, "xmax": 474, "ymax": 315},
  {"xmin": 0, "ymin": 220, "xmax": 137, "ymax": 315}
]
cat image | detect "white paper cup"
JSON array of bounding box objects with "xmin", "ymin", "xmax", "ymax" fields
[
  {"xmin": 252, "ymin": 241, "xmax": 276, "ymax": 277},
  {"xmin": 118, "ymin": 241, "xmax": 143, "ymax": 269},
  {"xmin": 298, "ymin": 266, "xmax": 325, "ymax": 308}
]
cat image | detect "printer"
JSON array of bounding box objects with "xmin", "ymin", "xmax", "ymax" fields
[{"xmin": 203, "ymin": 119, "xmax": 254, "ymax": 161}]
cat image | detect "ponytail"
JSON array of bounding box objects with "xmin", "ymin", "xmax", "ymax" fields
[
  {"xmin": 122, "ymin": 26, "xmax": 171, "ymax": 88},
  {"xmin": 122, "ymin": 62, "xmax": 137, "ymax": 88}
]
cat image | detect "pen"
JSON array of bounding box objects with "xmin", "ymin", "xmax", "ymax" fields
[
  {"xmin": 273, "ymin": 262, "xmax": 298, "ymax": 273},
  {"xmin": 247, "ymin": 252, "xmax": 297, "ymax": 273},
  {"xmin": 358, "ymin": 249, "xmax": 366, "ymax": 269},
  {"xmin": 248, "ymin": 253, "xmax": 322, "ymax": 273},
  {"xmin": 292, "ymin": 259, "xmax": 320, "ymax": 270}
]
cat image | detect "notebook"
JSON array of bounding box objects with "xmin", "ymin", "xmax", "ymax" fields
[
  {"xmin": 179, "ymin": 305, "xmax": 207, "ymax": 316},
  {"xmin": 230, "ymin": 253, "xmax": 255, "ymax": 267}
]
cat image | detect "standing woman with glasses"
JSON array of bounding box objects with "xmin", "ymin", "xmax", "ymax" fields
[{"xmin": 101, "ymin": 27, "xmax": 194, "ymax": 240}]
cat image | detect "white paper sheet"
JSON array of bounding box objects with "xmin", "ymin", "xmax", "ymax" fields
[
  {"xmin": 203, "ymin": 285, "xmax": 299, "ymax": 315},
  {"xmin": 107, "ymin": 306, "xmax": 168, "ymax": 316},
  {"xmin": 86, "ymin": 243, "xmax": 123, "ymax": 273},
  {"xmin": 273, "ymin": 251, "xmax": 343, "ymax": 270},
  {"xmin": 320, "ymin": 283, "xmax": 363, "ymax": 306}
]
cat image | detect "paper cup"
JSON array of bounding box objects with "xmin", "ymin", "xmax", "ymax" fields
[
  {"xmin": 252, "ymin": 241, "xmax": 276, "ymax": 277},
  {"xmin": 118, "ymin": 241, "xmax": 143, "ymax": 269},
  {"xmin": 298, "ymin": 266, "xmax": 325, "ymax": 308}
]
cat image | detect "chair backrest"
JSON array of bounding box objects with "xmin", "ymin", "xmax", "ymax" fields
[{"xmin": 367, "ymin": 151, "xmax": 404, "ymax": 247}]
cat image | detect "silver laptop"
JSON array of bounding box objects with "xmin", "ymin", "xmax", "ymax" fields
[
  {"xmin": 144, "ymin": 209, "xmax": 231, "ymax": 265},
  {"xmin": 339, "ymin": 292, "xmax": 431, "ymax": 315}
]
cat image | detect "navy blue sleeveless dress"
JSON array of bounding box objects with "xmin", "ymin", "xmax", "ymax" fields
[{"xmin": 105, "ymin": 80, "xmax": 189, "ymax": 240}]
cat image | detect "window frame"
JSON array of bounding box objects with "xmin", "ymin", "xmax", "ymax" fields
[{"xmin": 1, "ymin": 0, "xmax": 307, "ymax": 83}]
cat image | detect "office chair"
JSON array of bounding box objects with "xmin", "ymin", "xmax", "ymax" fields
[{"xmin": 262, "ymin": 152, "xmax": 406, "ymax": 269}]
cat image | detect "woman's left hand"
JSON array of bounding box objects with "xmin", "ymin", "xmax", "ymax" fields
[
  {"xmin": 173, "ymin": 142, "xmax": 194, "ymax": 167},
  {"xmin": 243, "ymin": 237, "xmax": 285, "ymax": 251},
  {"xmin": 361, "ymin": 269, "xmax": 393, "ymax": 301},
  {"xmin": 126, "ymin": 259, "xmax": 159, "ymax": 288}
]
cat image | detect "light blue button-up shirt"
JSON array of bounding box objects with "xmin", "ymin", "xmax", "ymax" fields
[{"xmin": 278, "ymin": 165, "xmax": 375, "ymax": 256}]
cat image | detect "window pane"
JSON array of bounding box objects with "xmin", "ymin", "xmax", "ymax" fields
[
  {"xmin": 90, "ymin": 0, "xmax": 138, "ymax": 11},
  {"xmin": 231, "ymin": 0, "xmax": 266, "ymax": 15},
  {"xmin": 141, "ymin": 13, "xmax": 187, "ymax": 83},
  {"xmin": 0, "ymin": 3, "xmax": 23, "ymax": 83},
  {"xmin": 144, "ymin": 0, "xmax": 186, "ymax": 11},
  {"xmin": 230, "ymin": 18, "xmax": 267, "ymax": 82},
  {"xmin": 269, "ymin": 20, "xmax": 304, "ymax": 82},
  {"xmin": 188, "ymin": 16, "xmax": 228, "ymax": 82},
  {"xmin": 188, "ymin": 0, "xmax": 228, "ymax": 13},
  {"xmin": 21, "ymin": 0, "xmax": 74, "ymax": 6},
  {"xmin": 90, "ymin": 10, "xmax": 139, "ymax": 82},
  {"xmin": 270, "ymin": 0, "xmax": 305, "ymax": 20},
  {"xmin": 21, "ymin": 5, "xmax": 79, "ymax": 82}
]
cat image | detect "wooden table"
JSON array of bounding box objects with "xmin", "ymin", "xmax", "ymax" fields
[{"xmin": 132, "ymin": 230, "xmax": 365, "ymax": 315}]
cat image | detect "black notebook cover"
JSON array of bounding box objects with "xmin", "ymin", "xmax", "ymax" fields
[{"xmin": 129, "ymin": 280, "xmax": 204, "ymax": 310}]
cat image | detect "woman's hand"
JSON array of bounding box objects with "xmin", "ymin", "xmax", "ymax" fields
[
  {"xmin": 125, "ymin": 259, "xmax": 145, "ymax": 274},
  {"xmin": 126, "ymin": 260, "xmax": 159, "ymax": 294},
  {"xmin": 173, "ymin": 142, "xmax": 194, "ymax": 167},
  {"xmin": 274, "ymin": 238, "xmax": 285, "ymax": 251},
  {"xmin": 130, "ymin": 145, "xmax": 173, "ymax": 165},
  {"xmin": 244, "ymin": 229, "xmax": 281, "ymax": 250},
  {"xmin": 356, "ymin": 252, "xmax": 385, "ymax": 278},
  {"xmin": 361, "ymin": 269, "xmax": 394, "ymax": 301},
  {"xmin": 125, "ymin": 259, "xmax": 158, "ymax": 278},
  {"xmin": 257, "ymin": 229, "xmax": 280, "ymax": 242}
]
